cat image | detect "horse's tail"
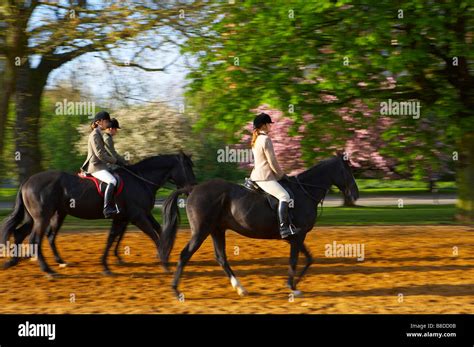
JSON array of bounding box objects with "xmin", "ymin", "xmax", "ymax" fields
[
  {"xmin": 0, "ymin": 185, "xmax": 27, "ymax": 244},
  {"xmin": 159, "ymin": 186, "xmax": 193, "ymax": 269}
]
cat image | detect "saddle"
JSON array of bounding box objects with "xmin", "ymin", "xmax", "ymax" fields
[
  {"xmin": 77, "ymin": 172, "xmax": 124, "ymax": 197},
  {"xmin": 243, "ymin": 177, "xmax": 295, "ymax": 211}
]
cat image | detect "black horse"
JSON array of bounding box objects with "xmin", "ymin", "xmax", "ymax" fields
[
  {"xmin": 160, "ymin": 155, "xmax": 358, "ymax": 297},
  {"xmin": 0, "ymin": 152, "xmax": 196, "ymax": 275}
]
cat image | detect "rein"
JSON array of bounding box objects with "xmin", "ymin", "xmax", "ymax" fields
[
  {"xmin": 119, "ymin": 156, "xmax": 188, "ymax": 191},
  {"xmin": 291, "ymin": 176, "xmax": 329, "ymax": 203},
  {"xmin": 289, "ymin": 175, "xmax": 330, "ymax": 217},
  {"xmin": 120, "ymin": 166, "xmax": 162, "ymax": 186}
]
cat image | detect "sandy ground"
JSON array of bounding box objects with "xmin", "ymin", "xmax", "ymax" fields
[{"xmin": 0, "ymin": 226, "xmax": 473, "ymax": 314}]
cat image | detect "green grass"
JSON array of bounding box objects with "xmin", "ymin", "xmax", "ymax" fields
[
  {"xmin": 331, "ymin": 188, "xmax": 456, "ymax": 196},
  {"xmin": 328, "ymin": 179, "xmax": 457, "ymax": 195},
  {"xmin": 315, "ymin": 204, "xmax": 458, "ymax": 226},
  {"xmin": 0, "ymin": 188, "xmax": 17, "ymax": 202},
  {"xmin": 354, "ymin": 179, "xmax": 456, "ymax": 190},
  {"xmin": 0, "ymin": 178, "xmax": 456, "ymax": 202},
  {"xmin": 0, "ymin": 204, "xmax": 459, "ymax": 229}
]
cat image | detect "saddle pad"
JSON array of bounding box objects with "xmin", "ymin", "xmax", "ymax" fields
[{"xmin": 77, "ymin": 173, "xmax": 124, "ymax": 197}]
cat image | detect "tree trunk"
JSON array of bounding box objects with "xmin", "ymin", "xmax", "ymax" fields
[
  {"xmin": 14, "ymin": 64, "xmax": 45, "ymax": 183},
  {"xmin": 343, "ymin": 194, "xmax": 356, "ymax": 207},
  {"xmin": 455, "ymin": 132, "xmax": 474, "ymax": 223},
  {"xmin": 0, "ymin": 59, "xmax": 15, "ymax": 177}
]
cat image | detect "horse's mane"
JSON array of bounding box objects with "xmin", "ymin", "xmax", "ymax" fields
[
  {"xmin": 297, "ymin": 156, "xmax": 339, "ymax": 179},
  {"xmin": 128, "ymin": 155, "xmax": 178, "ymax": 172}
]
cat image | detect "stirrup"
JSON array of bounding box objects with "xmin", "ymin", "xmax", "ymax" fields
[
  {"xmin": 289, "ymin": 224, "xmax": 300, "ymax": 234},
  {"xmin": 280, "ymin": 226, "xmax": 296, "ymax": 239},
  {"xmin": 103, "ymin": 207, "xmax": 118, "ymax": 219}
]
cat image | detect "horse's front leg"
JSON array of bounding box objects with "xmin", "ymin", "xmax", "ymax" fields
[
  {"xmin": 102, "ymin": 219, "xmax": 127, "ymax": 275},
  {"xmin": 296, "ymin": 241, "xmax": 313, "ymax": 286},
  {"xmin": 113, "ymin": 226, "xmax": 127, "ymax": 265},
  {"xmin": 147, "ymin": 214, "xmax": 162, "ymax": 260},
  {"xmin": 287, "ymin": 237, "xmax": 303, "ymax": 296}
]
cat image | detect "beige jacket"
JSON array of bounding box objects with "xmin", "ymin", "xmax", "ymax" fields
[
  {"xmin": 81, "ymin": 127, "xmax": 117, "ymax": 173},
  {"xmin": 250, "ymin": 132, "xmax": 285, "ymax": 181},
  {"xmin": 103, "ymin": 132, "xmax": 128, "ymax": 167}
]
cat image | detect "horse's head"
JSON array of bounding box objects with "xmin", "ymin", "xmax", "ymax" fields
[
  {"xmin": 168, "ymin": 151, "xmax": 197, "ymax": 188},
  {"xmin": 332, "ymin": 154, "xmax": 359, "ymax": 202}
]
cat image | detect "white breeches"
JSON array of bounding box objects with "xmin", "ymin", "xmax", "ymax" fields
[
  {"xmin": 91, "ymin": 170, "xmax": 117, "ymax": 186},
  {"xmin": 255, "ymin": 180, "xmax": 291, "ymax": 202}
]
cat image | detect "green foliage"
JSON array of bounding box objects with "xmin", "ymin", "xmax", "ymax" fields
[
  {"xmin": 192, "ymin": 130, "xmax": 248, "ymax": 182},
  {"xmin": 40, "ymin": 97, "xmax": 89, "ymax": 174},
  {"xmin": 184, "ymin": 0, "xmax": 472, "ymax": 183}
]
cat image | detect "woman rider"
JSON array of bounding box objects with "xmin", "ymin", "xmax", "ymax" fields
[
  {"xmin": 103, "ymin": 118, "xmax": 128, "ymax": 168},
  {"xmin": 250, "ymin": 113, "xmax": 299, "ymax": 239},
  {"xmin": 80, "ymin": 111, "xmax": 119, "ymax": 218}
]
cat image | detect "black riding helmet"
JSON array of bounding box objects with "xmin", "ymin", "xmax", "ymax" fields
[
  {"xmin": 92, "ymin": 111, "xmax": 111, "ymax": 123},
  {"xmin": 108, "ymin": 118, "xmax": 121, "ymax": 129},
  {"xmin": 253, "ymin": 112, "xmax": 273, "ymax": 129}
]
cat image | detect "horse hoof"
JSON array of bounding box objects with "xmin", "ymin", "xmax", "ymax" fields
[
  {"xmin": 173, "ymin": 288, "xmax": 184, "ymax": 301},
  {"xmin": 292, "ymin": 290, "xmax": 303, "ymax": 297},
  {"xmin": 103, "ymin": 270, "xmax": 115, "ymax": 276},
  {"xmin": 161, "ymin": 264, "xmax": 171, "ymax": 274},
  {"xmin": 2, "ymin": 260, "xmax": 18, "ymax": 269},
  {"xmin": 236, "ymin": 286, "xmax": 248, "ymax": 297},
  {"xmin": 45, "ymin": 272, "xmax": 59, "ymax": 279},
  {"xmin": 58, "ymin": 263, "xmax": 68, "ymax": 268},
  {"xmin": 116, "ymin": 259, "xmax": 126, "ymax": 266}
]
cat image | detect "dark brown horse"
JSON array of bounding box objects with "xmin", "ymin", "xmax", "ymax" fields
[
  {"xmin": 0, "ymin": 152, "xmax": 196, "ymax": 275},
  {"xmin": 160, "ymin": 155, "xmax": 358, "ymax": 297}
]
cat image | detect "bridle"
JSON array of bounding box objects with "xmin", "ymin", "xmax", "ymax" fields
[{"xmin": 285, "ymin": 175, "xmax": 329, "ymax": 217}]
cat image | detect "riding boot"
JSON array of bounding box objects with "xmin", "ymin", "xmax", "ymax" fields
[
  {"xmin": 278, "ymin": 201, "xmax": 299, "ymax": 239},
  {"xmin": 103, "ymin": 183, "xmax": 118, "ymax": 219}
]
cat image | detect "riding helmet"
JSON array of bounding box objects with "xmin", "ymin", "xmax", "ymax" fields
[
  {"xmin": 93, "ymin": 111, "xmax": 111, "ymax": 123},
  {"xmin": 109, "ymin": 118, "xmax": 121, "ymax": 129},
  {"xmin": 253, "ymin": 113, "xmax": 274, "ymax": 129}
]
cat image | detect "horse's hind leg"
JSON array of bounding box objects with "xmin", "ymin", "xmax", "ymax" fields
[
  {"xmin": 172, "ymin": 227, "xmax": 210, "ymax": 298},
  {"xmin": 2, "ymin": 219, "xmax": 33, "ymax": 269},
  {"xmin": 47, "ymin": 212, "xmax": 66, "ymax": 265},
  {"xmin": 211, "ymin": 230, "xmax": 247, "ymax": 296},
  {"xmin": 32, "ymin": 218, "xmax": 56, "ymax": 276}
]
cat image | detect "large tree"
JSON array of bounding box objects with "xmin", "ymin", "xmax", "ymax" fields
[
  {"xmin": 183, "ymin": 0, "xmax": 473, "ymax": 221},
  {"xmin": 0, "ymin": 0, "xmax": 207, "ymax": 182}
]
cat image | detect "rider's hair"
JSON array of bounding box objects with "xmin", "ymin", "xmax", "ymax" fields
[
  {"xmin": 251, "ymin": 124, "xmax": 267, "ymax": 147},
  {"xmin": 90, "ymin": 121, "xmax": 99, "ymax": 130},
  {"xmin": 251, "ymin": 128, "xmax": 260, "ymax": 147}
]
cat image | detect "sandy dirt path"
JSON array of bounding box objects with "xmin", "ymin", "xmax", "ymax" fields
[{"xmin": 0, "ymin": 226, "xmax": 473, "ymax": 314}]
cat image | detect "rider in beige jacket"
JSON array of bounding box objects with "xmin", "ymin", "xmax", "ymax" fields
[
  {"xmin": 250, "ymin": 113, "xmax": 298, "ymax": 239},
  {"xmin": 81, "ymin": 111, "xmax": 119, "ymax": 218}
]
